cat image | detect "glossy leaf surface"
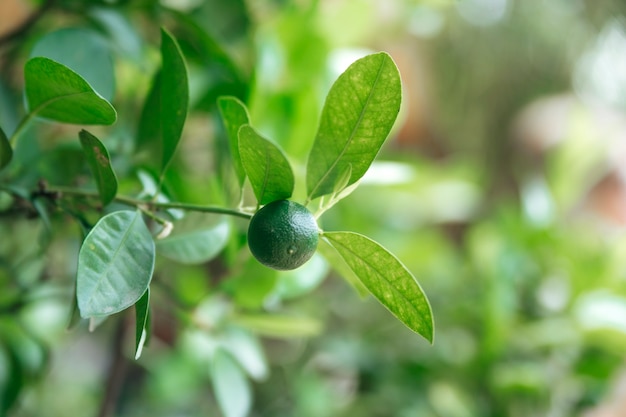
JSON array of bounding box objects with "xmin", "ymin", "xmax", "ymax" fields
[
  {"xmin": 24, "ymin": 57, "xmax": 116, "ymax": 125},
  {"xmin": 160, "ymin": 28, "xmax": 189, "ymax": 171},
  {"xmin": 218, "ymin": 96, "xmax": 249, "ymax": 186},
  {"xmin": 306, "ymin": 52, "xmax": 401, "ymax": 200},
  {"xmin": 324, "ymin": 231, "xmax": 433, "ymax": 342},
  {"xmin": 77, "ymin": 210, "xmax": 155, "ymax": 318},
  {"xmin": 79, "ymin": 130, "xmax": 118, "ymax": 206},
  {"xmin": 156, "ymin": 214, "xmax": 230, "ymax": 264},
  {"xmin": 238, "ymin": 124, "xmax": 294, "ymax": 205}
]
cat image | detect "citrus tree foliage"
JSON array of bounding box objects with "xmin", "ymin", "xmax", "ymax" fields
[{"xmin": 0, "ymin": 5, "xmax": 432, "ymax": 417}]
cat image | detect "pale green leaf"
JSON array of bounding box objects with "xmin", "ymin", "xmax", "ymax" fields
[
  {"xmin": 24, "ymin": 57, "xmax": 116, "ymax": 125},
  {"xmin": 316, "ymin": 238, "xmax": 369, "ymax": 298},
  {"xmin": 156, "ymin": 214, "xmax": 230, "ymax": 264},
  {"xmin": 232, "ymin": 314, "xmax": 323, "ymax": 338},
  {"xmin": 238, "ymin": 124, "xmax": 294, "ymax": 205},
  {"xmin": 218, "ymin": 96, "xmax": 250, "ymax": 186},
  {"xmin": 0, "ymin": 126, "xmax": 12, "ymax": 171},
  {"xmin": 306, "ymin": 52, "xmax": 401, "ymax": 200},
  {"xmin": 324, "ymin": 231, "xmax": 434, "ymax": 342},
  {"xmin": 79, "ymin": 130, "xmax": 118, "ymax": 206},
  {"xmin": 210, "ymin": 349, "xmax": 252, "ymax": 417},
  {"xmin": 221, "ymin": 327, "xmax": 268, "ymax": 381},
  {"xmin": 77, "ymin": 210, "xmax": 155, "ymax": 318},
  {"xmin": 160, "ymin": 28, "xmax": 189, "ymax": 171},
  {"xmin": 134, "ymin": 288, "xmax": 150, "ymax": 360}
]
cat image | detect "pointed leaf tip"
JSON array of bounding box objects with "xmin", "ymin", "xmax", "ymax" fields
[{"xmin": 324, "ymin": 231, "xmax": 434, "ymax": 343}]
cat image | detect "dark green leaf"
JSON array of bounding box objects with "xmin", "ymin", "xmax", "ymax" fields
[
  {"xmin": 238, "ymin": 124, "xmax": 294, "ymax": 205},
  {"xmin": 306, "ymin": 52, "xmax": 401, "ymax": 200},
  {"xmin": 30, "ymin": 27, "xmax": 115, "ymax": 101},
  {"xmin": 323, "ymin": 231, "xmax": 434, "ymax": 343},
  {"xmin": 218, "ymin": 96, "xmax": 250, "ymax": 186},
  {"xmin": 137, "ymin": 70, "xmax": 161, "ymax": 153},
  {"xmin": 160, "ymin": 28, "xmax": 189, "ymax": 171},
  {"xmin": 156, "ymin": 214, "xmax": 230, "ymax": 264},
  {"xmin": 77, "ymin": 210, "xmax": 155, "ymax": 318},
  {"xmin": 134, "ymin": 288, "xmax": 150, "ymax": 360},
  {"xmin": 0, "ymin": 126, "xmax": 12, "ymax": 171},
  {"xmin": 79, "ymin": 130, "xmax": 118, "ymax": 206},
  {"xmin": 210, "ymin": 349, "xmax": 252, "ymax": 417},
  {"xmin": 24, "ymin": 57, "xmax": 116, "ymax": 125}
]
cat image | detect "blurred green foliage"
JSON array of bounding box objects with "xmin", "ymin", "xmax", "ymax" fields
[{"xmin": 1, "ymin": 0, "xmax": 626, "ymax": 416}]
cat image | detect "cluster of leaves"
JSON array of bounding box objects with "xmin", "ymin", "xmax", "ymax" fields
[{"xmin": 0, "ymin": 11, "xmax": 432, "ymax": 417}]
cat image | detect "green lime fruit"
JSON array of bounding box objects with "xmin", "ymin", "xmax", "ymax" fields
[{"xmin": 248, "ymin": 200, "xmax": 319, "ymax": 270}]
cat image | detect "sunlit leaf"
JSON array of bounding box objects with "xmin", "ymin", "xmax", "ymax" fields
[
  {"xmin": 323, "ymin": 231, "xmax": 434, "ymax": 342},
  {"xmin": 134, "ymin": 288, "xmax": 150, "ymax": 360},
  {"xmin": 221, "ymin": 327, "xmax": 268, "ymax": 381},
  {"xmin": 79, "ymin": 130, "xmax": 118, "ymax": 206},
  {"xmin": 0, "ymin": 126, "xmax": 12, "ymax": 171},
  {"xmin": 306, "ymin": 52, "xmax": 401, "ymax": 201},
  {"xmin": 218, "ymin": 96, "xmax": 250, "ymax": 186},
  {"xmin": 238, "ymin": 124, "xmax": 294, "ymax": 205},
  {"xmin": 232, "ymin": 314, "xmax": 323, "ymax": 338},
  {"xmin": 77, "ymin": 210, "xmax": 155, "ymax": 318},
  {"xmin": 30, "ymin": 27, "xmax": 115, "ymax": 101},
  {"xmin": 156, "ymin": 214, "xmax": 230, "ymax": 264},
  {"xmin": 316, "ymin": 238, "xmax": 368, "ymax": 298},
  {"xmin": 210, "ymin": 349, "xmax": 252, "ymax": 417},
  {"xmin": 24, "ymin": 57, "xmax": 116, "ymax": 125},
  {"xmin": 160, "ymin": 28, "xmax": 189, "ymax": 171}
]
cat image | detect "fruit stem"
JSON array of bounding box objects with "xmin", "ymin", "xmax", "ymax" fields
[{"xmin": 45, "ymin": 185, "xmax": 253, "ymax": 219}]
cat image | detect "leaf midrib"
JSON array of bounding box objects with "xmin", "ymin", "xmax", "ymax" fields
[
  {"xmin": 84, "ymin": 212, "xmax": 141, "ymax": 312},
  {"xmin": 307, "ymin": 57, "xmax": 386, "ymax": 201},
  {"xmin": 325, "ymin": 233, "xmax": 432, "ymax": 335}
]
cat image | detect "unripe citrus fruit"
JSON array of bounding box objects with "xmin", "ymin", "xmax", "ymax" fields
[{"xmin": 247, "ymin": 200, "xmax": 319, "ymax": 270}]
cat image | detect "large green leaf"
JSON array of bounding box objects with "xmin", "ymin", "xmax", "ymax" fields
[
  {"xmin": 134, "ymin": 288, "xmax": 150, "ymax": 360},
  {"xmin": 79, "ymin": 130, "xmax": 118, "ymax": 206},
  {"xmin": 160, "ymin": 28, "xmax": 189, "ymax": 171},
  {"xmin": 210, "ymin": 349, "xmax": 252, "ymax": 417},
  {"xmin": 323, "ymin": 231, "xmax": 433, "ymax": 342},
  {"xmin": 30, "ymin": 27, "xmax": 115, "ymax": 101},
  {"xmin": 306, "ymin": 52, "xmax": 401, "ymax": 201},
  {"xmin": 24, "ymin": 57, "xmax": 116, "ymax": 125},
  {"xmin": 77, "ymin": 210, "xmax": 155, "ymax": 318},
  {"xmin": 218, "ymin": 96, "xmax": 250, "ymax": 186},
  {"xmin": 0, "ymin": 126, "xmax": 11, "ymax": 171},
  {"xmin": 156, "ymin": 214, "xmax": 230, "ymax": 264},
  {"xmin": 238, "ymin": 124, "xmax": 294, "ymax": 205}
]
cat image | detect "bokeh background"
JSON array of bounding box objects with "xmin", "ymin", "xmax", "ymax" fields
[{"xmin": 2, "ymin": 0, "xmax": 626, "ymax": 416}]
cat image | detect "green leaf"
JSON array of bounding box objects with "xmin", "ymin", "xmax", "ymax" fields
[
  {"xmin": 232, "ymin": 314, "xmax": 323, "ymax": 338},
  {"xmin": 134, "ymin": 288, "xmax": 150, "ymax": 360},
  {"xmin": 238, "ymin": 124, "xmax": 294, "ymax": 205},
  {"xmin": 160, "ymin": 28, "xmax": 189, "ymax": 171},
  {"xmin": 77, "ymin": 210, "xmax": 155, "ymax": 318},
  {"xmin": 30, "ymin": 27, "xmax": 115, "ymax": 101},
  {"xmin": 221, "ymin": 327, "xmax": 268, "ymax": 382},
  {"xmin": 306, "ymin": 52, "xmax": 401, "ymax": 201},
  {"xmin": 218, "ymin": 96, "xmax": 250, "ymax": 186},
  {"xmin": 323, "ymin": 231, "xmax": 434, "ymax": 343},
  {"xmin": 79, "ymin": 130, "xmax": 118, "ymax": 206},
  {"xmin": 0, "ymin": 126, "xmax": 12, "ymax": 171},
  {"xmin": 136, "ymin": 70, "xmax": 161, "ymax": 155},
  {"xmin": 316, "ymin": 238, "xmax": 369, "ymax": 298},
  {"xmin": 210, "ymin": 349, "xmax": 252, "ymax": 417},
  {"xmin": 24, "ymin": 57, "xmax": 116, "ymax": 125},
  {"xmin": 156, "ymin": 214, "xmax": 230, "ymax": 264}
]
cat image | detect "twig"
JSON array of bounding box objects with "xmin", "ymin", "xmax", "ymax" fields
[{"xmin": 96, "ymin": 319, "xmax": 128, "ymax": 417}]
